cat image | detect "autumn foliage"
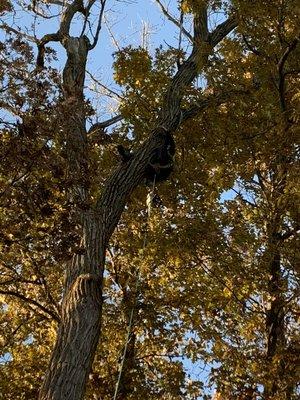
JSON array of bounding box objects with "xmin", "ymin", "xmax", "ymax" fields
[{"xmin": 0, "ymin": 1, "xmax": 299, "ymax": 399}]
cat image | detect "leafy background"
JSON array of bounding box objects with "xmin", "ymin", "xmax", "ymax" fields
[{"xmin": 0, "ymin": 1, "xmax": 299, "ymax": 399}]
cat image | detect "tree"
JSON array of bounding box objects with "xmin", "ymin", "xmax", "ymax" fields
[{"xmin": 0, "ymin": 1, "xmax": 299, "ymax": 399}]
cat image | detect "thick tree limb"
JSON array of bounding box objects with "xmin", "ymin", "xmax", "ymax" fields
[
  {"xmin": 88, "ymin": 115, "xmax": 123, "ymax": 143},
  {"xmin": 194, "ymin": 6, "xmax": 209, "ymax": 41},
  {"xmin": 36, "ymin": 0, "xmax": 108, "ymax": 67},
  {"xmin": 88, "ymin": 114, "xmax": 123, "ymax": 134},
  {"xmin": 37, "ymin": 33, "xmax": 61, "ymax": 68},
  {"xmin": 59, "ymin": 0, "xmax": 85, "ymax": 37},
  {"xmin": 159, "ymin": 10, "xmax": 210, "ymax": 129},
  {"xmin": 209, "ymin": 16, "xmax": 238, "ymax": 47}
]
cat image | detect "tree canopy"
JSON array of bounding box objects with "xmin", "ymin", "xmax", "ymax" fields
[{"xmin": 0, "ymin": 1, "xmax": 299, "ymax": 399}]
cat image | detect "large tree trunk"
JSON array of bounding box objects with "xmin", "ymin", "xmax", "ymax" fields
[{"xmin": 38, "ymin": 3, "xmax": 237, "ymax": 398}]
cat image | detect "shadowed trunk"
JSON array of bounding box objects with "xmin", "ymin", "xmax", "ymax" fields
[
  {"xmin": 264, "ymin": 243, "xmax": 285, "ymax": 399},
  {"xmin": 263, "ymin": 168, "xmax": 287, "ymax": 399}
]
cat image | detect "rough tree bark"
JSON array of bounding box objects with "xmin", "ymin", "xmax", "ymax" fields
[{"xmin": 38, "ymin": 2, "xmax": 238, "ymax": 399}]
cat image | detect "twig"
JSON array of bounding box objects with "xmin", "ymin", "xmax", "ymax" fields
[
  {"xmin": 87, "ymin": 70, "xmax": 124, "ymax": 100},
  {"xmin": 155, "ymin": 0, "xmax": 193, "ymax": 42},
  {"xmin": 89, "ymin": 0, "xmax": 107, "ymax": 50}
]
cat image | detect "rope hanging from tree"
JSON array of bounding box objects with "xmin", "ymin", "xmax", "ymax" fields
[{"xmin": 113, "ymin": 176, "xmax": 156, "ymax": 400}]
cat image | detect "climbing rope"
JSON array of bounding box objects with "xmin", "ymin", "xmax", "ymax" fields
[{"xmin": 113, "ymin": 177, "xmax": 156, "ymax": 400}]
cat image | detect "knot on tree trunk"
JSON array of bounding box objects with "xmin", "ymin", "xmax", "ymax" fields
[{"xmin": 63, "ymin": 273, "xmax": 102, "ymax": 317}]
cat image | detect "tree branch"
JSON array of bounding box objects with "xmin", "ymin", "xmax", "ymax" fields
[
  {"xmin": 242, "ymin": 35, "xmax": 262, "ymax": 56},
  {"xmin": 0, "ymin": 289, "xmax": 60, "ymax": 322},
  {"xmin": 37, "ymin": 32, "xmax": 61, "ymax": 68},
  {"xmin": 155, "ymin": 0, "xmax": 193, "ymax": 42},
  {"xmin": 80, "ymin": 0, "xmax": 97, "ymax": 37},
  {"xmin": 87, "ymin": 70, "xmax": 124, "ymax": 100},
  {"xmin": 181, "ymin": 89, "xmax": 250, "ymax": 122},
  {"xmin": 59, "ymin": 0, "xmax": 85, "ymax": 37},
  {"xmin": 89, "ymin": 0, "xmax": 107, "ymax": 50},
  {"xmin": 159, "ymin": 9, "xmax": 210, "ymax": 128},
  {"xmin": 209, "ymin": 16, "xmax": 238, "ymax": 47},
  {"xmin": 277, "ymin": 36, "xmax": 299, "ymax": 112},
  {"xmin": 194, "ymin": 6, "xmax": 208, "ymax": 42},
  {"xmin": 0, "ymin": 24, "xmax": 36, "ymax": 42},
  {"xmin": 88, "ymin": 115, "xmax": 123, "ymax": 134}
]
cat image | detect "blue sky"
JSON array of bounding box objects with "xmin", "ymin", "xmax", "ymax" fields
[{"xmin": 1, "ymin": 0, "xmax": 225, "ymax": 122}]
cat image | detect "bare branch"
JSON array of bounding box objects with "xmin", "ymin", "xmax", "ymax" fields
[
  {"xmin": 104, "ymin": 14, "xmax": 121, "ymax": 51},
  {"xmin": 88, "ymin": 115, "xmax": 123, "ymax": 132},
  {"xmin": 42, "ymin": 0, "xmax": 64, "ymax": 5},
  {"xmin": 89, "ymin": 0, "xmax": 107, "ymax": 50},
  {"xmin": 155, "ymin": 0, "xmax": 193, "ymax": 42},
  {"xmin": 0, "ymin": 289, "xmax": 60, "ymax": 322},
  {"xmin": 87, "ymin": 70, "xmax": 124, "ymax": 100},
  {"xmin": 80, "ymin": 0, "xmax": 97, "ymax": 37},
  {"xmin": 0, "ymin": 24, "xmax": 36, "ymax": 42},
  {"xmin": 31, "ymin": 0, "xmax": 62, "ymax": 19}
]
